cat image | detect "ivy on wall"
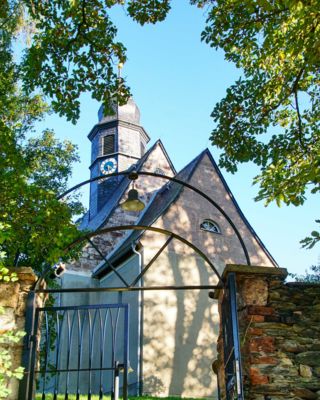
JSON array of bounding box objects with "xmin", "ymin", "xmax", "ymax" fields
[{"xmin": 0, "ymin": 267, "xmax": 25, "ymax": 398}]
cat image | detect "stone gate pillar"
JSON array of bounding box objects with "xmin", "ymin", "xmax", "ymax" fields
[
  {"xmin": 214, "ymin": 264, "xmax": 320, "ymax": 400},
  {"xmin": 0, "ymin": 267, "xmax": 38, "ymax": 400}
]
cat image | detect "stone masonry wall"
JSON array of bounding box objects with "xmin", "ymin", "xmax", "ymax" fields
[
  {"xmin": 0, "ymin": 267, "xmax": 38, "ymax": 400},
  {"xmin": 215, "ymin": 265, "xmax": 320, "ymax": 400}
]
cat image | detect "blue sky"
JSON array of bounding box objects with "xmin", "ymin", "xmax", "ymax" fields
[{"xmin": 34, "ymin": 0, "xmax": 319, "ymax": 276}]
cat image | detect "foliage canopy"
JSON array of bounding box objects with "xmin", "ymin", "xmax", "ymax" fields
[
  {"xmin": 196, "ymin": 0, "xmax": 320, "ymax": 246},
  {"xmin": 200, "ymin": 0, "xmax": 319, "ymax": 205},
  {"xmin": 0, "ymin": 1, "xmax": 83, "ymax": 272},
  {"xmin": 2, "ymin": 0, "xmax": 319, "ymax": 249}
]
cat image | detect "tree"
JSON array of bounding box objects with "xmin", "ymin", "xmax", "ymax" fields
[
  {"xmin": 1, "ymin": 0, "xmax": 170, "ymax": 269},
  {"xmin": 0, "ymin": 130, "xmax": 83, "ymax": 270},
  {"xmin": 0, "ymin": 2, "xmax": 83, "ymax": 272},
  {"xmin": 290, "ymin": 262, "xmax": 320, "ymax": 282},
  {"xmin": 128, "ymin": 0, "xmax": 320, "ymax": 246},
  {"xmin": 194, "ymin": 0, "xmax": 320, "ymax": 247},
  {"xmin": 2, "ymin": 0, "xmax": 319, "ymax": 253},
  {"xmin": 4, "ymin": 0, "xmax": 171, "ymax": 123}
]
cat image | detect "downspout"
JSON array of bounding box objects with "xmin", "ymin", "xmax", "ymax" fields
[{"xmin": 131, "ymin": 243, "xmax": 142, "ymax": 396}]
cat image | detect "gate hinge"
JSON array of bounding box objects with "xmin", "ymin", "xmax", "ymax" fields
[{"xmin": 27, "ymin": 334, "xmax": 36, "ymax": 348}]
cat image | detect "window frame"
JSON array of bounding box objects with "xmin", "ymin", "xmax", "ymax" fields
[{"xmin": 200, "ymin": 219, "xmax": 221, "ymax": 234}]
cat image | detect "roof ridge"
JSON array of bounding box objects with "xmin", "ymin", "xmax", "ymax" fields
[{"xmin": 174, "ymin": 148, "xmax": 207, "ymax": 181}]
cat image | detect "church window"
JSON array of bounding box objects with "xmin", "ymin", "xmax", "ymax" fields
[
  {"xmin": 200, "ymin": 219, "xmax": 221, "ymax": 234},
  {"xmin": 102, "ymin": 134, "xmax": 115, "ymax": 156}
]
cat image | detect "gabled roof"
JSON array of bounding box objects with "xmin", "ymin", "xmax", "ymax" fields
[
  {"xmin": 92, "ymin": 150, "xmax": 207, "ymax": 278},
  {"xmin": 80, "ymin": 139, "xmax": 176, "ymax": 232},
  {"xmin": 92, "ymin": 147, "xmax": 278, "ymax": 278}
]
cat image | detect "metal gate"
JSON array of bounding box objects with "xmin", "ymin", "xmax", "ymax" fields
[
  {"xmin": 20, "ymin": 298, "xmax": 129, "ymax": 400},
  {"xmin": 221, "ymin": 273, "xmax": 244, "ymax": 400}
]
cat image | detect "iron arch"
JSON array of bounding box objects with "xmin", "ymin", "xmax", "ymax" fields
[
  {"xmin": 35, "ymin": 224, "xmax": 224, "ymax": 293},
  {"xmin": 58, "ymin": 169, "xmax": 251, "ymax": 266}
]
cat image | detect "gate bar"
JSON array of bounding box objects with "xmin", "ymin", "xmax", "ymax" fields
[
  {"xmin": 35, "ymin": 284, "xmax": 222, "ymax": 294},
  {"xmin": 227, "ymin": 273, "xmax": 244, "ymax": 400}
]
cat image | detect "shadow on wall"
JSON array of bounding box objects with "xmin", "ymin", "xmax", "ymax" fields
[
  {"xmin": 141, "ymin": 200, "xmax": 220, "ymax": 398},
  {"xmin": 143, "ymin": 376, "xmax": 165, "ymax": 395},
  {"xmin": 169, "ymin": 255, "xmax": 214, "ymax": 396}
]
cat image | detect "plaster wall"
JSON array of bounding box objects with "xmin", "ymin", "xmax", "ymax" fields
[
  {"xmin": 140, "ymin": 245, "xmax": 219, "ymax": 398},
  {"xmin": 99, "ymin": 255, "xmax": 141, "ymax": 395}
]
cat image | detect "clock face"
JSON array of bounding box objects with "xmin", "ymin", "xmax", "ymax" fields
[{"xmin": 100, "ymin": 158, "xmax": 117, "ymax": 175}]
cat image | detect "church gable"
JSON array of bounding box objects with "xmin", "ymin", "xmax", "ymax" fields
[
  {"xmin": 189, "ymin": 151, "xmax": 277, "ymax": 267},
  {"xmin": 97, "ymin": 148, "xmax": 277, "ymax": 279},
  {"xmin": 142, "ymin": 149, "xmax": 277, "ymax": 271},
  {"xmin": 101, "ymin": 140, "xmax": 176, "ymax": 230}
]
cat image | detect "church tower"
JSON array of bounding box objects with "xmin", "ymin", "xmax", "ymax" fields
[{"xmin": 87, "ymin": 98, "xmax": 150, "ymax": 219}]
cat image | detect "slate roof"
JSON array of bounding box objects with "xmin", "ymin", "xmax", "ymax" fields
[
  {"xmin": 92, "ymin": 150, "xmax": 207, "ymax": 278},
  {"xmin": 79, "ymin": 139, "xmax": 175, "ymax": 232}
]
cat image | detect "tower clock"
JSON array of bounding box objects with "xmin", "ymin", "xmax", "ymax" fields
[{"xmin": 100, "ymin": 158, "xmax": 118, "ymax": 175}]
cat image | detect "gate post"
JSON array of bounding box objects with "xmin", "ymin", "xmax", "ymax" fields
[
  {"xmin": 17, "ymin": 271, "xmax": 46, "ymax": 400},
  {"xmin": 0, "ymin": 267, "xmax": 38, "ymax": 400},
  {"xmin": 18, "ymin": 291, "xmax": 36, "ymax": 400},
  {"xmin": 213, "ymin": 264, "xmax": 287, "ymax": 400},
  {"xmin": 213, "ymin": 272, "xmax": 244, "ymax": 400}
]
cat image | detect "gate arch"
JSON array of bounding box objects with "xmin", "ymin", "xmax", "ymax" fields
[
  {"xmin": 35, "ymin": 224, "xmax": 223, "ymax": 293},
  {"xmin": 58, "ymin": 170, "xmax": 251, "ymax": 266},
  {"xmin": 19, "ymin": 170, "xmax": 245, "ymax": 400}
]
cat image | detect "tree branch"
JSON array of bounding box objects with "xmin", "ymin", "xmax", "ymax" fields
[
  {"xmin": 292, "ymin": 68, "xmax": 310, "ymax": 155},
  {"xmin": 65, "ymin": 0, "xmax": 88, "ymax": 51}
]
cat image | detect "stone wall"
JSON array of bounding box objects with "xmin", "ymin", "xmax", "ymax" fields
[
  {"xmin": 0, "ymin": 267, "xmax": 38, "ymax": 400},
  {"xmin": 215, "ymin": 265, "xmax": 320, "ymax": 400}
]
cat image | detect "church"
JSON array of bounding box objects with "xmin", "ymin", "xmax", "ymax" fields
[{"xmin": 61, "ymin": 98, "xmax": 277, "ymax": 398}]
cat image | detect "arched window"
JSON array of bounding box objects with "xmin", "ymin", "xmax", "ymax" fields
[{"xmin": 200, "ymin": 219, "xmax": 221, "ymax": 234}]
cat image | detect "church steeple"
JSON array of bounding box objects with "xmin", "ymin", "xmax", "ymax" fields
[{"xmin": 87, "ymin": 99, "xmax": 150, "ymax": 219}]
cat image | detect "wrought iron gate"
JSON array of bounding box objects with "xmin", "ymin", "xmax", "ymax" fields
[
  {"xmin": 221, "ymin": 273, "xmax": 244, "ymax": 400},
  {"xmin": 20, "ymin": 299, "xmax": 129, "ymax": 400}
]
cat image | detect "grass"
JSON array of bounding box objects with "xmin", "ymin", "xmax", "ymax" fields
[{"xmin": 35, "ymin": 395, "xmax": 201, "ymax": 400}]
